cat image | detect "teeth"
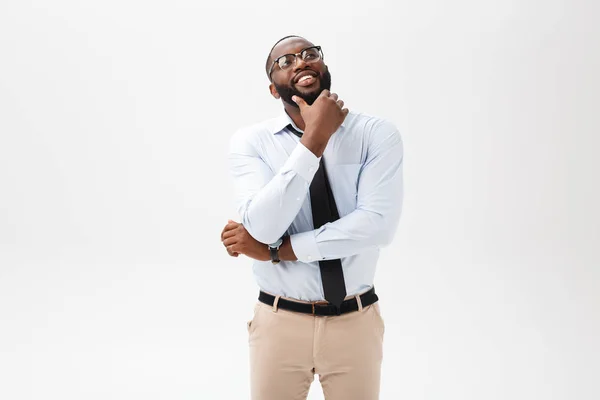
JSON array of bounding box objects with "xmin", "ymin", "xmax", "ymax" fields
[{"xmin": 299, "ymin": 75, "xmax": 313, "ymax": 82}]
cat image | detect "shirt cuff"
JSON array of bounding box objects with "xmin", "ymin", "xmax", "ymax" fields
[
  {"xmin": 282, "ymin": 142, "xmax": 321, "ymax": 182},
  {"xmin": 290, "ymin": 230, "xmax": 323, "ymax": 263}
]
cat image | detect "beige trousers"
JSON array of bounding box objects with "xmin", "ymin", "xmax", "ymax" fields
[{"xmin": 246, "ymin": 293, "xmax": 385, "ymax": 400}]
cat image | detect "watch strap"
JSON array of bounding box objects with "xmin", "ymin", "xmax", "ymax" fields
[
  {"xmin": 269, "ymin": 245, "xmax": 280, "ymax": 264},
  {"xmin": 268, "ymin": 236, "xmax": 284, "ymax": 264}
]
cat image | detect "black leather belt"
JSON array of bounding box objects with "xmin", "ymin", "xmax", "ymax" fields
[{"xmin": 258, "ymin": 287, "xmax": 378, "ymax": 316}]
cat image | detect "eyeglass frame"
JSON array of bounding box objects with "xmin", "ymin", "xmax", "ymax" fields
[{"xmin": 268, "ymin": 45, "xmax": 324, "ymax": 79}]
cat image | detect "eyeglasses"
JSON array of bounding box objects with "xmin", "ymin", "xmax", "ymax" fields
[{"xmin": 268, "ymin": 45, "xmax": 324, "ymax": 78}]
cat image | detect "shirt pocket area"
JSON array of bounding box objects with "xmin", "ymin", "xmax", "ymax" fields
[{"xmin": 327, "ymin": 163, "xmax": 362, "ymax": 217}]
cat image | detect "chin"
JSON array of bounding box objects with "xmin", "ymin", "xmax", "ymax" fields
[
  {"xmin": 301, "ymin": 89, "xmax": 321, "ymax": 99},
  {"xmin": 296, "ymin": 83, "xmax": 322, "ymax": 94}
]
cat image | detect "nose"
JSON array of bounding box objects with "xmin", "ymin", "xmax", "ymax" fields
[{"xmin": 293, "ymin": 55, "xmax": 308, "ymax": 71}]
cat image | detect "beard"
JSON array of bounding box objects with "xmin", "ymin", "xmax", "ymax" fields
[{"xmin": 273, "ymin": 67, "xmax": 332, "ymax": 108}]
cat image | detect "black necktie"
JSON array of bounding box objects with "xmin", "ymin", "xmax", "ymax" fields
[{"xmin": 287, "ymin": 124, "xmax": 347, "ymax": 309}]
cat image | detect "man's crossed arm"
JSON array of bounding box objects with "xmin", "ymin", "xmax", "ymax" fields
[
  {"xmin": 221, "ymin": 220, "xmax": 297, "ymax": 262},
  {"xmin": 226, "ymin": 119, "xmax": 403, "ymax": 262}
]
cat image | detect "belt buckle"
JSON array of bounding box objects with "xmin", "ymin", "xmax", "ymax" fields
[{"xmin": 311, "ymin": 300, "xmax": 329, "ymax": 315}]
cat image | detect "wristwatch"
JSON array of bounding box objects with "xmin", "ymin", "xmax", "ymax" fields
[{"xmin": 267, "ymin": 237, "xmax": 283, "ymax": 264}]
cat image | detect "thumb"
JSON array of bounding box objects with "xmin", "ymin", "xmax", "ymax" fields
[{"xmin": 292, "ymin": 95, "xmax": 307, "ymax": 108}]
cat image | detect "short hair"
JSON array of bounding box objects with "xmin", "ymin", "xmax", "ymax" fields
[{"xmin": 265, "ymin": 35, "xmax": 304, "ymax": 79}]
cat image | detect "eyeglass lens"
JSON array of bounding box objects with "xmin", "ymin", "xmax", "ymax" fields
[{"xmin": 277, "ymin": 47, "xmax": 321, "ymax": 70}]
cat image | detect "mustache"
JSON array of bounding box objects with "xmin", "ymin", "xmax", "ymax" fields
[{"xmin": 274, "ymin": 68, "xmax": 332, "ymax": 108}]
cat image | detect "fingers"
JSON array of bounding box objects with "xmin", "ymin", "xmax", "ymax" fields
[
  {"xmin": 292, "ymin": 95, "xmax": 307, "ymax": 108},
  {"xmin": 222, "ymin": 220, "xmax": 241, "ymax": 257},
  {"xmin": 221, "ymin": 221, "xmax": 240, "ymax": 240},
  {"xmin": 222, "ymin": 228, "xmax": 239, "ymax": 240},
  {"xmin": 228, "ymin": 243, "xmax": 240, "ymax": 254},
  {"xmin": 226, "ymin": 245, "xmax": 239, "ymax": 257},
  {"xmin": 328, "ymin": 92, "xmax": 345, "ymax": 110},
  {"xmin": 332, "ymin": 94, "xmax": 347, "ymax": 114},
  {"xmin": 222, "ymin": 231, "xmax": 238, "ymax": 253},
  {"xmin": 224, "ymin": 237, "xmax": 240, "ymax": 256},
  {"xmin": 222, "ymin": 236, "xmax": 237, "ymax": 246},
  {"xmin": 224, "ymin": 221, "xmax": 239, "ymax": 230}
]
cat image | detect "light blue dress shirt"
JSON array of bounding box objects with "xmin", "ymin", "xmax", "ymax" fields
[{"xmin": 228, "ymin": 110, "xmax": 404, "ymax": 301}]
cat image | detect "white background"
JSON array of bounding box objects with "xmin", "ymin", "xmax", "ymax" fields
[{"xmin": 1, "ymin": 0, "xmax": 599, "ymax": 399}]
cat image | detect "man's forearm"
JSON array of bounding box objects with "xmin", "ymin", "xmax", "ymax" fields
[
  {"xmin": 278, "ymin": 236, "xmax": 298, "ymax": 261},
  {"xmin": 249, "ymin": 235, "xmax": 298, "ymax": 263},
  {"xmin": 232, "ymin": 143, "xmax": 321, "ymax": 245},
  {"xmin": 300, "ymin": 134, "xmax": 328, "ymax": 158}
]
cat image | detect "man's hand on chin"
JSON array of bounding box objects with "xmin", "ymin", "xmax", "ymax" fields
[{"xmin": 221, "ymin": 220, "xmax": 270, "ymax": 261}]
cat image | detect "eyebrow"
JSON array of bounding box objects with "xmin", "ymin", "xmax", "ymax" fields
[{"xmin": 273, "ymin": 45, "xmax": 315, "ymax": 60}]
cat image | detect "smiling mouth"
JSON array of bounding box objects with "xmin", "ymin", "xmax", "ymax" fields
[{"xmin": 295, "ymin": 75, "xmax": 318, "ymax": 88}]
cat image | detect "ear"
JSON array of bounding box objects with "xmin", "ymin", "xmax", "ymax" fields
[{"xmin": 269, "ymin": 83, "xmax": 280, "ymax": 99}]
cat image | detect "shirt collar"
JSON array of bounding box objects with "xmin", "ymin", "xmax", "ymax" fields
[{"xmin": 267, "ymin": 108, "xmax": 346, "ymax": 135}]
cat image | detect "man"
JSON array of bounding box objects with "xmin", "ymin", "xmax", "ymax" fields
[{"xmin": 220, "ymin": 35, "xmax": 404, "ymax": 400}]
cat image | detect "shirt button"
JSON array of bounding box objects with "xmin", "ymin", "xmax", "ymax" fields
[
  {"xmin": 296, "ymin": 197, "xmax": 301, "ymax": 201},
  {"xmin": 308, "ymin": 167, "xmax": 314, "ymax": 173},
  {"xmin": 307, "ymin": 255, "xmax": 312, "ymax": 261}
]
